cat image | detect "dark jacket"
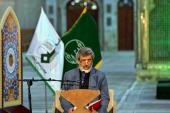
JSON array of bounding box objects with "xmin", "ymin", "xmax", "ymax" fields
[{"xmin": 60, "ymin": 67, "xmax": 109, "ymax": 113}]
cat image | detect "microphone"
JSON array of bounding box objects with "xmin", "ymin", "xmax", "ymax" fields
[
  {"xmin": 81, "ymin": 71, "xmax": 86, "ymax": 84},
  {"xmin": 61, "ymin": 79, "xmax": 81, "ymax": 90},
  {"xmin": 18, "ymin": 77, "xmax": 80, "ymax": 83}
]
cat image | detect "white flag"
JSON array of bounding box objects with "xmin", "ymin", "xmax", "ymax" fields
[{"xmin": 26, "ymin": 8, "xmax": 64, "ymax": 93}]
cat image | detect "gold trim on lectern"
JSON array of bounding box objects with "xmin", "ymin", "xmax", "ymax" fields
[{"xmin": 60, "ymin": 89, "xmax": 100, "ymax": 113}]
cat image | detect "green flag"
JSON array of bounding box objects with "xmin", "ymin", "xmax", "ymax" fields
[{"xmin": 62, "ymin": 9, "xmax": 102, "ymax": 73}]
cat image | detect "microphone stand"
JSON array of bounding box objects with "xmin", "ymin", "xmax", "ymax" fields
[
  {"xmin": 18, "ymin": 78, "xmax": 80, "ymax": 113},
  {"xmin": 27, "ymin": 80, "xmax": 32, "ymax": 113},
  {"xmin": 45, "ymin": 83, "xmax": 48, "ymax": 113}
]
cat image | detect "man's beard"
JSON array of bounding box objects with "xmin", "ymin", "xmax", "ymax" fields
[{"xmin": 79, "ymin": 65, "xmax": 92, "ymax": 73}]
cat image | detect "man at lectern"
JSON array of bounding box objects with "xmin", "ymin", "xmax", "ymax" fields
[{"xmin": 60, "ymin": 47, "xmax": 109, "ymax": 113}]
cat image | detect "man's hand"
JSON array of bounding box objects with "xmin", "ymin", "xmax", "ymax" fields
[
  {"xmin": 91, "ymin": 108, "xmax": 99, "ymax": 113},
  {"xmin": 68, "ymin": 107, "xmax": 77, "ymax": 113},
  {"xmin": 68, "ymin": 107, "xmax": 74, "ymax": 113}
]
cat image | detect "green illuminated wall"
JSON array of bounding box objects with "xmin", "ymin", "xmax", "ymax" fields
[
  {"xmin": 136, "ymin": 0, "xmax": 170, "ymax": 81},
  {"xmin": 149, "ymin": 0, "xmax": 170, "ymax": 62}
]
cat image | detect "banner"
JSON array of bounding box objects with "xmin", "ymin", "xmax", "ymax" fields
[
  {"xmin": 0, "ymin": 7, "xmax": 22, "ymax": 108},
  {"xmin": 62, "ymin": 8, "xmax": 102, "ymax": 73},
  {"xmin": 26, "ymin": 8, "xmax": 64, "ymax": 93}
]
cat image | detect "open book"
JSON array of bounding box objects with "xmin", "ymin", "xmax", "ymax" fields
[{"xmin": 85, "ymin": 99, "xmax": 102, "ymax": 111}]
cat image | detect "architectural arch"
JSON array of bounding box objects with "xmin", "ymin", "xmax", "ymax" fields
[
  {"xmin": 117, "ymin": 0, "xmax": 134, "ymax": 50},
  {"xmin": 59, "ymin": 0, "xmax": 104, "ymax": 49}
]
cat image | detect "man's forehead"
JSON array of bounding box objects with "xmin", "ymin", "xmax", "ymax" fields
[{"xmin": 80, "ymin": 55, "xmax": 92, "ymax": 59}]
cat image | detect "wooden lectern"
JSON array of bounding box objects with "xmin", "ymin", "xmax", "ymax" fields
[
  {"xmin": 60, "ymin": 89, "xmax": 100, "ymax": 113},
  {"xmin": 52, "ymin": 89, "xmax": 116, "ymax": 113}
]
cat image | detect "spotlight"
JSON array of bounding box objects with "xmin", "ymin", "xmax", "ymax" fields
[
  {"xmin": 91, "ymin": 4, "xmax": 97, "ymax": 10},
  {"xmin": 75, "ymin": 0, "xmax": 80, "ymax": 3},
  {"xmin": 71, "ymin": 1, "xmax": 75, "ymax": 6}
]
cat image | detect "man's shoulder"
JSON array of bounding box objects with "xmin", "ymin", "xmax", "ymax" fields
[
  {"xmin": 65, "ymin": 68, "xmax": 79, "ymax": 75},
  {"xmin": 92, "ymin": 68, "xmax": 105, "ymax": 76},
  {"xmin": 93, "ymin": 68, "xmax": 107, "ymax": 82}
]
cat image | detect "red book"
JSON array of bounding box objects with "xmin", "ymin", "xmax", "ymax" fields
[{"xmin": 85, "ymin": 99, "xmax": 102, "ymax": 111}]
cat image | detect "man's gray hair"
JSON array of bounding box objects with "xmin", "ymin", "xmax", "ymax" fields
[{"xmin": 76, "ymin": 47, "xmax": 95, "ymax": 62}]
